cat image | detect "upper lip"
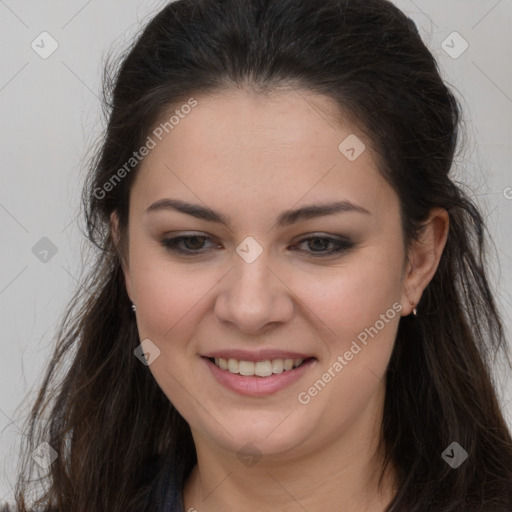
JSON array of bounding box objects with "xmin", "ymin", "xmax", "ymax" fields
[{"xmin": 201, "ymin": 349, "xmax": 315, "ymax": 362}]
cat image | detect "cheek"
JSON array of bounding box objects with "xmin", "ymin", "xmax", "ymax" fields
[
  {"xmin": 128, "ymin": 242, "xmax": 211, "ymax": 343},
  {"xmin": 298, "ymin": 256, "xmax": 403, "ymax": 343},
  {"xmin": 299, "ymin": 273, "xmax": 400, "ymax": 429}
]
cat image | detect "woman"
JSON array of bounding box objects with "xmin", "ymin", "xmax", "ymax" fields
[{"xmin": 6, "ymin": 0, "xmax": 512, "ymax": 510}]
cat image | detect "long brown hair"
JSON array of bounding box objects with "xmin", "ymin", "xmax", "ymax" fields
[{"xmin": 9, "ymin": 0, "xmax": 512, "ymax": 510}]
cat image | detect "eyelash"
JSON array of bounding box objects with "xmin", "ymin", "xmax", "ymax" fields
[{"xmin": 160, "ymin": 233, "xmax": 354, "ymax": 258}]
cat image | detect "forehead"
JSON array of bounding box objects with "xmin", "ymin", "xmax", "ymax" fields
[{"xmin": 130, "ymin": 88, "xmax": 394, "ymax": 220}]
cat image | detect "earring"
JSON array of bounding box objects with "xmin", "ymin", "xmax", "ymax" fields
[
  {"xmin": 409, "ymin": 300, "xmax": 417, "ymax": 317},
  {"xmin": 131, "ymin": 303, "xmax": 137, "ymax": 312}
]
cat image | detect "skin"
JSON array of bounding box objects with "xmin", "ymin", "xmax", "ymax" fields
[{"xmin": 112, "ymin": 87, "xmax": 449, "ymax": 511}]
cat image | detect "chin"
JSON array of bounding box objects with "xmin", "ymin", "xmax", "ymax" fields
[{"xmin": 194, "ymin": 412, "xmax": 318, "ymax": 458}]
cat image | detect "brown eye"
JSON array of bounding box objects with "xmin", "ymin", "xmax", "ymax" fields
[
  {"xmin": 180, "ymin": 235, "xmax": 207, "ymax": 250},
  {"xmin": 294, "ymin": 236, "xmax": 354, "ymax": 257},
  {"xmin": 161, "ymin": 234, "xmax": 218, "ymax": 255}
]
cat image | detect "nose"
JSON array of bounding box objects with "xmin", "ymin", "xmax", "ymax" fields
[{"xmin": 213, "ymin": 249, "xmax": 295, "ymax": 335}]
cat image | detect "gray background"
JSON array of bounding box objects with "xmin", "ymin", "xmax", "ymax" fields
[{"xmin": 1, "ymin": 0, "xmax": 511, "ymax": 504}]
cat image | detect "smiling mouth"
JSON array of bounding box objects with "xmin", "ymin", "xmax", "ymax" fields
[{"xmin": 207, "ymin": 357, "xmax": 314, "ymax": 377}]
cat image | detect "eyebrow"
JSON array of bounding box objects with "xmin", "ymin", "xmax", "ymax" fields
[{"xmin": 145, "ymin": 198, "xmax": 371, "ymax": 228}]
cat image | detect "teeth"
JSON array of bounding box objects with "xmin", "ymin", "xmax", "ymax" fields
[
  {"xmin": 255, "ymin": 360, "xmax": 273, "ymax": 377},
  {"xmin": 213, "ymin": 357, "xmax": 305, "ymax": 376},
  {"xmin": 239, "ymin": 360, "xmax": 255, "ymax": 376},
  {"xmin": 271, "ymin": 359, "xmax": 284, "ymax": 373}
]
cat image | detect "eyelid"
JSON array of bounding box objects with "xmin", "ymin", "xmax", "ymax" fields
[
  {"xmin": 293, "ymin": 234, "xmax": 354, "ymax": 257},
  {"xmin": 159, "ymin": 232, "xmax": 220, "ymax": 255},
  {"xmin": 159, "ymin": 232, "xmax": 354, "ymax": 258}
]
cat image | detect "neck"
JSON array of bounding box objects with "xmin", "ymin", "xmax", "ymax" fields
[{"xmin": 183, "ymin": 387, "xmax": 397, "ymax": 512}]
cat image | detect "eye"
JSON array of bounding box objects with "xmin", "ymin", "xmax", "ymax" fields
[
  {"xmin": 160, "ymin": 234, "xmax": 218, "ymax": 255},
  {"xmin": 160, "ymin": 233, "xmax": 354, "ymax": 258},
  {"xmin": 293, "ymin": 235, "xmax": 354, "ymax": 257}
]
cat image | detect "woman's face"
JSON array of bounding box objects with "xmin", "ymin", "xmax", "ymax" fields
[{"xmin": 118, "ymin": 88, "xmax": 415, "ymax": 459}]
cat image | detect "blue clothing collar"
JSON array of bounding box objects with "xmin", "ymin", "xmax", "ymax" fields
[{"xmin": 144, "ymin": 455, "xmax": 186, "ymax": 512}]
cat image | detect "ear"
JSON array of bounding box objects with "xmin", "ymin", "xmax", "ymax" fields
[
  {"xmin": 400, "ymin": 207, "xmax": 449, "ymax": 315},
  {"xmin": 110, "ymin": 211, "xmax": 134, "ymax": 302}
]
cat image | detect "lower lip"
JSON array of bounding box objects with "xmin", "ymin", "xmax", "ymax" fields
[{"xmin": 203, "ymin": 357, "xmax": 316, "ymax": 396}]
